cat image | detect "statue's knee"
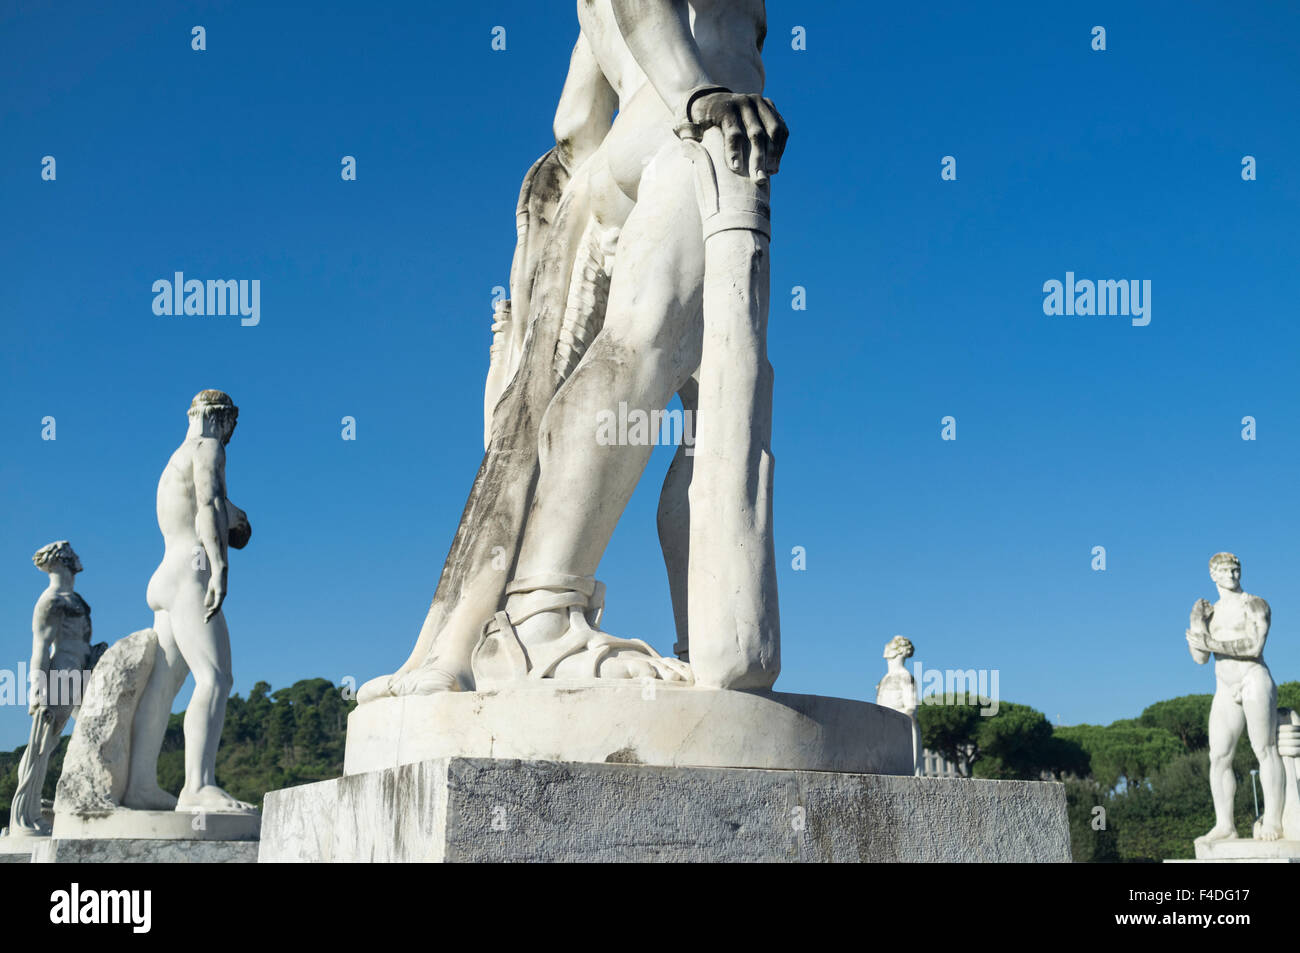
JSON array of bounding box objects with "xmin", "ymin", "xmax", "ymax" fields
[
  {"xmin": 195, "ymin": 670, "xmax": 233, "ymax": 697},
  {"xmin": 1252, "ymin": 742, "xmax": 1277, "ymax": 762}
]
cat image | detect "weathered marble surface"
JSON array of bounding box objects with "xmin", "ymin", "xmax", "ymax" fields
[
  {"xmin": 31, "ymin": 838, "xmax": 258, "ymax": 864},
  {"xmin": 54, "ymin": 629, "xmax": 158, "ymax": 816},
  {"xmin": 344, "ymin": 684, "xmax": 913, "ymax": 777},
  {"xmin": 260, "ymin": 757, "xmax": 1071, "ymax": 863},
  {"xmin": 52, "ymin": 809, "xmax": 259, "ymax": 841},
  {"xmin": 0, "ymin": 831, "xmax": 45, "ymax": 863}
]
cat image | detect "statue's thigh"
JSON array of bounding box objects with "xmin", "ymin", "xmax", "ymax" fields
[
  {"xmin": 1242, "ymin": 669, "xmax": 1280, "ymax": 745},
  {"xmin": 601, "ymin": 147, "xmax": 705, "ymax": 368},
  {"xmin": 167, "ymin": 602, "xmax": 231, "ymax": 676},
  {"xmin": 1209, "ymin": 688, "xmax": 1246, "ymax": 751}
]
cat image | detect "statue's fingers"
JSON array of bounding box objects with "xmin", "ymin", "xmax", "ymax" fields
[
  {"xmin": 739, "ymin": 102, "xmax": 770, "ymax": 181},
  {"xmin": 756, "ymin": 98, "xmax": 787, "ymax": 170},
  {"xmin": 719, "ymin": 113, "xmax": 746, "ymax": 174}
]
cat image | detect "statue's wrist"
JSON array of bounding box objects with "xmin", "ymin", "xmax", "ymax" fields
[{"xmin": 673, "ymin": 84, "xmax": 732, "ymax": 140}]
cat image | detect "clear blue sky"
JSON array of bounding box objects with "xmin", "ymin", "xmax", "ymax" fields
[{"xmin": 2, "ymin": 1, "xmax": 1298, "ymax": 749}]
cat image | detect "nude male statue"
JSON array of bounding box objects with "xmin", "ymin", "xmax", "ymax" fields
[
  {"xmin": 121, "ymin": 390, "xmax": 254, "ymax": 813},
  {"xmin": 362, "ymin": 0, "xmax": 788, "ymax": 699},
  {"xmin": 5, "ymin": 542, "xmax": 102, "ymax": 835},
  {"xmin": 1186, "ymin": 552, "xmax": 1285, "ymax": 841}
]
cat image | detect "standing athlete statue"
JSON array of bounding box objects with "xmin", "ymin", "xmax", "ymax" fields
[
  {"xmin": 1186, "ymin": 552, "xmax": 1285, "ymax": 842},
  {"xmin": 121, "ymin": 390, "xmax": 255, "ymax": 813}
]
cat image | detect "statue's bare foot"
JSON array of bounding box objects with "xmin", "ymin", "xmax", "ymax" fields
[
  {"xmin": 121, "ymin": 783, "xmax": 179, "ymax": 811},
  {"xmin": 176, "ymin": 785, "xmax": 257, "ymax": 814},
  {"xmin": 473, "ymin": 582, "xmax": 693, "ymax": 687},
  {"xmin": 1254, "ymin": 817, "xmax": 1283, "ymax": 841},
  {"xmin": 357, "ymin": 673, "xmax": 396, "ymax": 704},
  {"xmin": 391, "ymin": 666, "xmax": 459, "ymax": 696},
  {"xmin": 360, "ymin": 662, "xmax": 461, "ymax": 701},
  {"xmin": 1196, "ymin": 822, "xmax": 1239, "ymax": 843}
]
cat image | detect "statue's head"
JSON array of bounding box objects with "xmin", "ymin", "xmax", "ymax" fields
[
  {"xmin": 189, "ymin": 389, "xmax": 239, "ymax": 445},
  {"xmin": 33, "ymin": 540, "xmax": 81, "ymax": 575},
  {"xmin": 1209, "ymin": 552, "xmax": 1241, "ymax": 591},
  {"xmin": 883, "ymin": 635, "xmax": 914, "ymax": 661}
]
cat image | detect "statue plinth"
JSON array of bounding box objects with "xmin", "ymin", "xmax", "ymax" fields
[
  {"xmin": 259, "ymin": 756, "xmax": 1072, "ymax": 863},
  {"xmin": 1167, "ymin": 836, "xmax": 1300, "ymax": 862},
  {"xmin": 30, "ymin": 810, "xmax": 260, "ymax": 863},
  {"xmin": 246, "ymin": 684, "xmax": 1073, "ymax": 862},
  {"xmin": 344, "ymin": 685, "xmax": 914, "ymax": 777},
  {"xmin": 1193, "ymin": 838, "xmax": 1300, "ymax": 862},
  {"xmin": 0, "ymin": 831, "xmax": 47, "ymax": 863}
]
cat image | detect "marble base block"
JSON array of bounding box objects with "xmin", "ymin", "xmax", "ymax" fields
[
  {"xmin": 259, "ymin": 757, "xmax": 1071, "ymax": 862},
  {"xmin": 0, "ymin": 832, "xmax": 46, "ymax": 863},
  {"xmin": 344, "ymin": 684, "xmax": 913, "ymax": 776},
  {"xmin": 32, "ymin": 838, "xmax": 259, "ymax": 863},
  {"xmin": 1178, "ymin": 838, "xmax": 1300, "ymax": 863},
  {"xmin": 27, "ymin": 809, "xmax": 261, "ymax": 862},
  {"xmin": 51, "ymin": 809, "xmax": 260, "ymax": 841}
]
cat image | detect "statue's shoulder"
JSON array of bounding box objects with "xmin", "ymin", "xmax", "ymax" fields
[
  {"xmin": 49, "ymin": 592, "xmax": 89, "ymax": 616},
  {"xmin": 1244, "ymin": 593, "xmax": 1270, "ymax": 618},
  {"xmin": 34, "ymin": 589, "xmax": 59, "ymax": 614},
  {"xmin": 190, "ymin": 435, "xmax": 226, "ymax": 465}
]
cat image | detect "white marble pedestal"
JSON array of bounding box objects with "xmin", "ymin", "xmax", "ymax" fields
[
  {"xmin": 259, "ymin": 756, "xmax": 1072, "ymax": 862},
  {"xmin": 32, "ymin": 810, "xmax": 261, "ymax": 863},
  {"xmin": 1165, "ymin": 838, "xmax": 1300, "ymax": 863},
  {"xmin": 0, "ymin": 832, "xmax": 47, "ymax": 863},
  {"xmin": 345, "ymin": 684, "xmax": 914, "ymax": 775}
]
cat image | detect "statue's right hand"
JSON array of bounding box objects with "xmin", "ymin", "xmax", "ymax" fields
[
  {"xmin": 691, "ymin": 92, "xmax": 789, "ymax": 180},
  {"xmin": 204, "ymin": 577, "xmax": 226, "ymax": 622},
  {"xmin": 1189, "ymin": 599, "xmax": 1212, "ymax": 630}
]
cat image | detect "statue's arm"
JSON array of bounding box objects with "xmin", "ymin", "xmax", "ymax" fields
[
  {"xmin": 192, "ymin": 440, "xmax": 230, "ymax": 621},
  {"xmin": 608, "ymin": 0, "xmax": 713, "ymax": 114},
  {"xmin": 1205, "ymin": 598, "xmax": 1270, "ymax": 658},
  {"xmin": 609, "ymin": 0, "xmax": 786, "ymax": 177},
  {"xmin": 553, "ymin": 33, "xmax": 618, "ymax": 174},
  {"xmin": 28, "ymin": 598, "xmax": 59, "ymax": 711}
]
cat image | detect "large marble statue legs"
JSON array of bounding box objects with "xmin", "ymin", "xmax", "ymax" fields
[{"xmin": 473, "ymin": 142, "xmax": 708, "ymax": 686}]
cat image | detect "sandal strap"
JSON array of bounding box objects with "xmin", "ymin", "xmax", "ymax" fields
[
  {"xmin": 474, "ymin": 610, "xmax": 530, "ymax": 680},
  {"xmin": 507, "ymin": 572, "xmax": 597, "ymax": 598},
  {"xmin": 497, "ymin": 588, "xmax": 590, "ymax": 627}
]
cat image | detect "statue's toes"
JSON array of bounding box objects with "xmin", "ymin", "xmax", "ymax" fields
[
  {"xmin": 606, "ymin": 657, "xmax": 649, "ymax": 680},
  {"xmin": 357, "ymin": 675, "xmax": 393, "ymax": 704}
]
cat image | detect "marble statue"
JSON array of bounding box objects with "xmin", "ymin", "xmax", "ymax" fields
[
  {"xmin": 1186, "ymin": 553, "xmax": 1286, "ymax": 842},
  {"xmin": 4, "ymin": 542, "xmax": 104, "ymax": 836},
  {"xmin": 254, "ymin": 4, "xmax": 1074, "ymax": 862},
  {"xmin": 360, "ymin": 0, "xmax": 787, "ymax": 700},
  {"xmin": 55, "ymin": 390, "xmax": 255, "ymax": 820},
  {"xmin": 875, "ymin": 636, "xmax": 921, "ymax": 775}
]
